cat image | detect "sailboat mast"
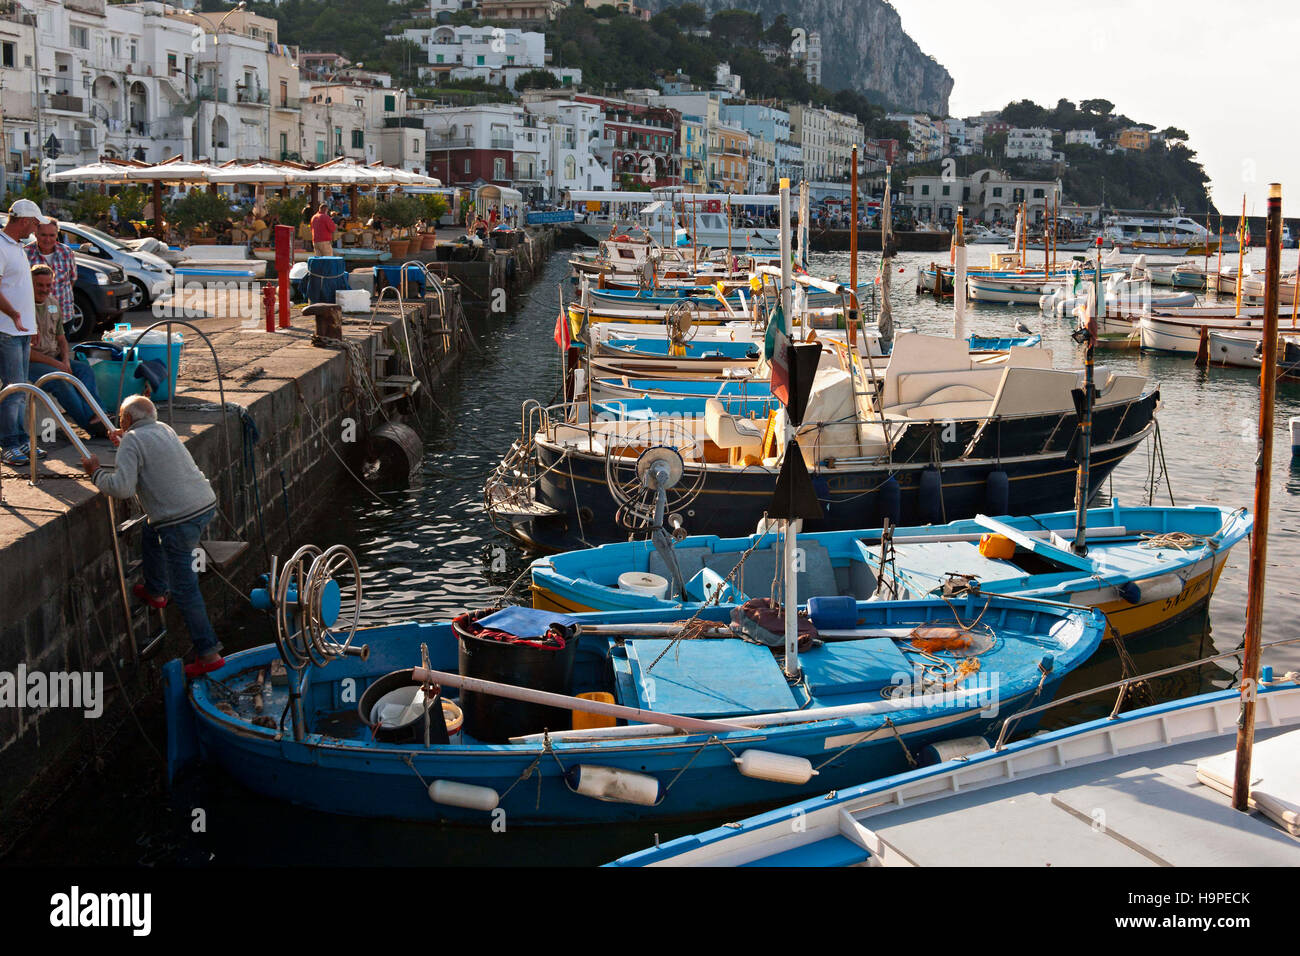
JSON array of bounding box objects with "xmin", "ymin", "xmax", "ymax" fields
[
  {"xmin": 879, "ymin": 165, "xmax": 894, "ymax": 343},
  {"xmin": 1233, "ymin": 182, "xmax": 1282, "ymax": 812},
  {"xmin": 850, "ymin": 145, "xmax": 859, "ymax": 293}
]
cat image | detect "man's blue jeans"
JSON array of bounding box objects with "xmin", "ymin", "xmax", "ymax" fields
[
  {"xmin": 142, "ymin": 507, "xmax": 222, "ymax": 658},
  {"xmin": 0, "ymin": 332, "xmax": 30, "ymax": 450},
  {"xmin": 29, "ymin": 359, "xmax": 103, "ymax": 431}
]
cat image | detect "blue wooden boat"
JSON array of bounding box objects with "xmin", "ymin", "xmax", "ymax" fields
[
  {"xmin": 529, "ymin": 504, "xmax": 1250, "ymax": 641},
  {"xmin": 607, "ymin": 679, "xmax": 1300, "ymax": 866},
  {"xmin": 592, "ymin": 394, "xmax": 779, "ymax": 421},
  {"xmin": 601, "ymin": 337, "xmax": 762, "ymax": 360},
  {"xmin": 164, "ymin": 559, "xmax": 1105, "ymax": 826}
]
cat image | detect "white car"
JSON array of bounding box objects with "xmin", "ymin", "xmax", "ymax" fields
[{"xmin": 56, "ymin": 222, "xmax": 174, "ymax": 309}]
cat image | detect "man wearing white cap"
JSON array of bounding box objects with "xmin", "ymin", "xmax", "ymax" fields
[{"xmin": 0, "ymin": 199, "xmax": 45, "ymax": 465}]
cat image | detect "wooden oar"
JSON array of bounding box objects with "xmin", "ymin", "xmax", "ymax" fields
[{"xmin": 410, "ymin": 666, "xmax": 747, "ymax": 734}]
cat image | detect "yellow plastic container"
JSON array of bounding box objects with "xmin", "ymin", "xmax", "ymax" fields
[
  {"xmin": 573, "ymin": 692, "xmax": 617, "ymax": 730},
  {"xmin": 978, "ymin": 533, "xmax": 1016, "ymax": 560}
]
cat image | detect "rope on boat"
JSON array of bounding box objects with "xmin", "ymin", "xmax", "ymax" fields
[{"xmin": 1139, "ymin": 531, "xmax": 1210, "ymax": 551}]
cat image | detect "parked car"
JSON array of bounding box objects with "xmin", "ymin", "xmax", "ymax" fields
[
  {"xmin": 67, "ymin": 256, "xmax": 135, "ymax": 342},
  {"xmin": 56, "ymin": 221, "xmax": 174, "ymax": 309}
]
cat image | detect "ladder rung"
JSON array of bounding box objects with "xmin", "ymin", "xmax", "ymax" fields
[
  {"xmin": 200, "ymin": 540, "xmax": 248, "ymax": 570},
  {"xmin": 117, "ymin": 514, "xmax": 147, "ymax": 535},
  {"xmin": 375, "ymin": 375, "xmax": 419, "ymax": 389}
]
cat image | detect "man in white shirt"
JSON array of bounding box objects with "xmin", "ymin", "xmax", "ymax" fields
[{"xmin": 0, "ymin": 199, "xmax": 45, "ymax": 465}]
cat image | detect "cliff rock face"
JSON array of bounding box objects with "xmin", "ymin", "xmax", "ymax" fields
[{"xmin": 647, "ymin": 0, "xmax": 953, "ymax": 114}]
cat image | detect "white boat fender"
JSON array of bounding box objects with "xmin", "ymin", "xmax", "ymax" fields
[
  {"xmin": 734, "ymin": 750, "xmax": 818, "ymax": 785},
  {"xmin": 427, "ymin": 780, "xmax": 500, "ymax": 812},
  {"xmin": 1118, "ymin": 572, "xmax": 1184, "ymax": 605},
  {"xmin": 1290, "ymin": 417, "xmax": 1300, "ymax": 455},
  {"xmin": 569, "ymin": 765, "xmax": 661, "ymax": 805},
  {"xmin": 920, "ymin": 735, "xmax": 991, "ymax": 766}
]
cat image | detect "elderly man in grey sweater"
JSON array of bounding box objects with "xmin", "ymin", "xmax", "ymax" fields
[{"xmin": 81, "ymin": 395, "xmax": 224, "ymax": 678}]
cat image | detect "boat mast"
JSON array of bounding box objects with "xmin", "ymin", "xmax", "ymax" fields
[
  {"xmin": 777, "ymin": 176, "xmax": 801, "ymax": 679},
  {"xmin": 1234, "ymin": 194, "xmax": 1247, "ymax": 316},
  {"xmin": 850, "ymin": 145, "xmax": 859, "ymax": 294},
  {"xmin": 1071, "ymin": 236, "xmax": 1103, "ymax": 556},
  {"xmin": 952, "ymin": 207, "xmax": 967, "ymax": 342},
  {"xmin": 1233, "ymin": 182, "xmax": 1282, "ymax": 811},
  {"xmin": 879, "ymin": 164, "xmax": 894, "ymax": 344}
]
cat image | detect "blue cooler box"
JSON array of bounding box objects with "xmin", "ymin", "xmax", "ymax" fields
[
  {"xmin": 102, "ymin": 324, "xmax": 184, "ymax": 401},
  {"xmin": 72, "ymin": 342, "xmax": 146, "ymax": 413}
]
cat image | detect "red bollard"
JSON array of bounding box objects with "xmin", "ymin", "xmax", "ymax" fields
[
  {"xmin": 275, "ymin": 224, "xmax": 294, "ymax": 328},
  {"xmin": 263, "ymin": 282, "xmax": 277, "ymax": 333}
]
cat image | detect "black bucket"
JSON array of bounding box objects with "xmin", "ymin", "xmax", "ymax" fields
[
  {"xmin": 358, "ymin": 668, "xmax": 451, "ymax": 745},
  {"xmin": 454, "ymin": 619, "xmax": 578, "ymax": 743}
]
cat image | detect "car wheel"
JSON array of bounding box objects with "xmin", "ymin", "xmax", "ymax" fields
[
  {"xmin": 67, "ymin": 292, "xmax": 95, "ymax": 342},
  {"xmin": 127, "ymin": 279, "xmax": 148, "ymax": 311}
]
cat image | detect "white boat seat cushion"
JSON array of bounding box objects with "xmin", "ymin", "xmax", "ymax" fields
[{"xmin": 705, "ymin": 398, "xmax": 765, "ymax": 454}]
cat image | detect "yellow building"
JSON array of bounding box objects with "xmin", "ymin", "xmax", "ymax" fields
[
  {"xmin": 1117, "ymin": 128, "xmax": 1151, "ymax": 151},
  {"xmin": 711, "ymin": 124, "xmax": 750, "ymax": 193}
]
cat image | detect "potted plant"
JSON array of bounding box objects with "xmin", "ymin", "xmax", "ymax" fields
[
  {"xmin": 376, "ymin": 195, "xmax": 422, "ymax": 259},
  {"xmin": 168, "ymin": 190, "xmax": 235, "ymax": 245},
  {"xmin": 418, "ymin": 193, "xmax": 448, "ymax": 249}
]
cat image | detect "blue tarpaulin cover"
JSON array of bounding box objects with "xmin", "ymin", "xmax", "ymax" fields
[{"xmin": 477, "ymin": 606, "xmax": 580, "ymax": 639}]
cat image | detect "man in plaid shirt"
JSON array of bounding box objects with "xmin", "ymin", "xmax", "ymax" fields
[{"xmin": 25, "ymin": 220, "xmax": 76, "ymax": 319}]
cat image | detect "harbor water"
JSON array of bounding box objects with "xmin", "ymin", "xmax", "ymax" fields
[{"xmin": 9, "ymin": 245, "xmax": 1300, "ymax": 866}]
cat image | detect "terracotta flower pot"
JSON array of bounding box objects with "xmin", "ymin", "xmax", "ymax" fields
[
  {"xmin": 388, "ymin": 238, "xmax": 410, "ymax": 259},
  {"xmin": 421, "ymin": 233, "xmax": 437, "ymax": 250}
]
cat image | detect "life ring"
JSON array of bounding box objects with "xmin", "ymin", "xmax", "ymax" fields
[
  {"xmin": 705, "ymin": 199, "xmax": 722, "ymax": 214},
  {"xmin": 612, "ymin": 233, "xmax": 632, "ymax": 242}
]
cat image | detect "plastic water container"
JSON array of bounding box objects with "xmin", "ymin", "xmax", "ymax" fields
[{"xmin": 103, "ymin": 324, "xmax": 184, "ymax": 401}]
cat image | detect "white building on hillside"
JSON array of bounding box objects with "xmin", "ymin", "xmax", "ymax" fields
[
  {"xmin": 1065, "ymin": 128, "xmax": 1098, "ymax": 148},
  {"xmin": 1006, "ymin": 127, "xmax": 1053, "ymax": 161}
]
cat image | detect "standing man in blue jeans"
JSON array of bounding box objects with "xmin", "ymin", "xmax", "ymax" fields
[
  {"xmin": 81, "ymin": 394, "xmax": 225, "ymax": 678},
  {"xmin": 0, "ymin": 198, "xmax": 45, "ymax": 465}
]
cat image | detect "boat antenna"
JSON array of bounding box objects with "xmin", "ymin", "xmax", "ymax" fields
[{"xmin": 1233, "ymin": 182, "xmax": 1282, "ymax": 811}]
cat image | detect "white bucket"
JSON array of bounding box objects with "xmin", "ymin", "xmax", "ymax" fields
[{"xmin": 617, "ymin": 571, "xmax": 669, "ymax": 599}]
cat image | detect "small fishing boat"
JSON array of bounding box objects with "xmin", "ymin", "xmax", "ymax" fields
[
  {"xmin": 529, "ymin": 504, "xmax": 1250, "ymax": 641},
  {"xmin": 486, "ymin": 333, "xmax": 1157, "ymax": 553},
  {"xmin": 163, "ymin": 545, "xmax": 1106, "ymax": 826},
  {"xmin": 1139, "ymin": 312, "xmax": 1276, "ymax": 354},
  {"xmin": 607, "ymin": 679, "xmax": 1300, "ymax": 866}
]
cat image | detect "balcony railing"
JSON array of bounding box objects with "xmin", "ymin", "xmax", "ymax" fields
[
  {"xmin": 43, "ymin": 93, "xmax": 84, "ymax": 113},
  {"xmin": 236, "ymin": 87, "xmax": 270, "ymax": 105},
  {"xmin": 275, "ymin": 97, "xmax": 301, "ymax": 111},
  {"xmin": 198, "ymin": 86, "xmax": 230, "ymax": 103},
  {"xmin": 490, "ymin": 135, "xmax": 512, "ymax": 149},
  {"xmin": 429, "ymin": 136, "xmax": 473, "ymax": 149},
  {"xmin": 383, "ymin": 116, "xmax": 423, "ymax": 129}
]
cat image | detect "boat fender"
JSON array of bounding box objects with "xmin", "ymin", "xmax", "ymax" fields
[
  {"xmin": 569, "ymin": 765, "xmax": 661, "ymax": 806},
  {"xmin": 877, "ymin": 475, "xmax": 901, "ymax": 527},
  {"xmin": 734, "ymin": 750, "xmax": 818, "ymax": 785},
  {"xmin": 427, "ymin": 780, "xmax": 500, "ymax": 812},
  {"xmin": 919, "ymin": 736, "xmax": 990, "ymax": 767},
  {"xmin": 919, "ymin": 467, "xmax": 944, "ymax": 525},
  {"xmin": 366, "ymin": 421, "xmax": 422, "ymax": 481},
  {"xmin": 1118, "ymin": 572, "xmax": 1184, "ymax": 605},
  {"xmin": 984, "ymin": 470, "xmax": 1009, "ymax": 516}
]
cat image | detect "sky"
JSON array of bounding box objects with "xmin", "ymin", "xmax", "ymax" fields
[{"xmin": 888, "ymin": 0, "xmax": 1299, "ymax": 217}]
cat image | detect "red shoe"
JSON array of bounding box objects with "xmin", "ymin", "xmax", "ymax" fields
[
  {"xmin": 133, "ymin": 584, "xmax": 168, "ymax": 609},
  {"xmin": 184, "ymin": 656, "xmax": 226, "ymax": 679}
]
